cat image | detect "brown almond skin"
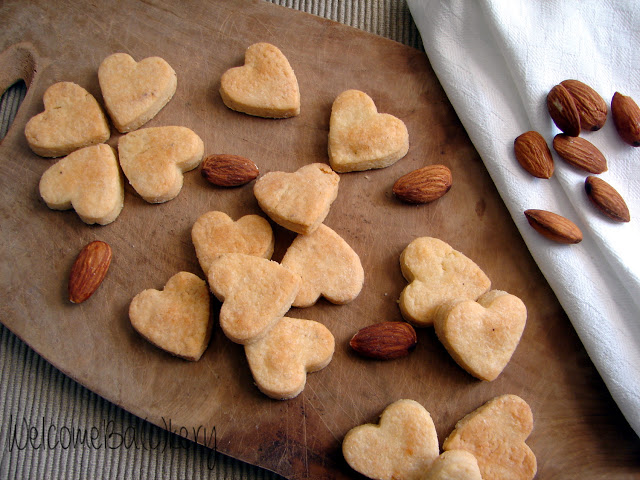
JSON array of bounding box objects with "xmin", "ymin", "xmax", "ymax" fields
[
  {"xmin": 393, "ymin": 164, "xmax": 452, "ymax": 204},
  {"xmin": 68, "ymin": 241, "xmax": 112, "ymax": 303},
  {"xmin": 561, "ymin": 79, "xmax": 607, "ymax": 131},
  {"xmin": 552, "ymin": 134, "xmax": 607, "ymax": 174},
  {"xmin": 547, "ymin": 84, "xmax": 581, "ymax": 136},
  {"xmin": 201, "ymin": 154, "xmax": 259, "ymax": 187},
  {"xmin": 585, "ymin": 176, "xmax": 631, "ymax": 222},
  {"xmin": 524, "ymin": 210, "xmax": 583, "ymax": 244},
  {"xmin": 611, "ymin": 92, "xmax": 640, "ymax": 147},
  {"xmin": 514, "ymin": 131, "xmax": 554, "ymax": 178},
  {"xmin": 349, "ymin": 322, "xmax": 417, "ymax": 360}
]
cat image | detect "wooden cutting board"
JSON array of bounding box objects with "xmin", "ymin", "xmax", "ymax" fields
[{"xmin": 1, "ymin": 0, "xmax": 638, "ymax": 478}]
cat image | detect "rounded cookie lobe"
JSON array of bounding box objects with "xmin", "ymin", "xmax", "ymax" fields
[{"xmin": 422, "ymin": 450, "xmax": 483, "ymax": 480}]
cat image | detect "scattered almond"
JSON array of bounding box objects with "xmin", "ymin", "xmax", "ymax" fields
[
  {"xmin": 585, "ymin": 176, "xmax": 631, "ymax": 222},
  {"xmin": 547, "ymin": 84, "xmax": 581, "ymax": 137},
  {"xmin": 552, "ymin": 134, "xmax": 607, "ymax": 174},
  {"xmin": 514, "ymin": 131, "xmax": 554, "ymax": 179},
  {"xmin": 524, "ymin": 209, "xmax": 583, "ymax": 244},
  {"xmin": 393, "ymin": 164, "xmax": 452, "ymax": 204},
  {"xmin": 611, "ymin": 92, "xmax": 640, "ymax": 147},
  {"xmin": 68, "ymin": 240, "xmax": 113, "ymax": 303},
  {"xmin": 201, "ymin": 154, "xmax": 259, "ymax": 187},
  {"xmin": 349, "ymin": 321, "xmax": 417, "ymax": 360},
  {"xmin": 560, "ymin": 80, "xmax": 607, "ymax": 131}
]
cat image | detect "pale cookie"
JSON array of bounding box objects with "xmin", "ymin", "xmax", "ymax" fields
[
  {"xmin": 434, "ymin": 290, "xmax": 527, "ymax": 381},
  {"xmin": 422, "ymin": 450, "xmax": 483, "ymax": 480},
  {"xmin": 343, "ymin": 399, "xmax": 439, "ymax": 480},
  {"xmin": 39, "ymin": 144, "xmax": 124, "ymax": 225},
  {"xmin": 192, "ymin": 211, "xmax": 274, "ymax": 277},
  {"xmin": 220, "ymin": 42, "xmax": 300, "ymax": 118},
  {"xmin": 399, "ymin": 237, "xmax": 491, "ymax": 327},
  {"xmin": 281, "ymin": 224, "xmax": 364, "ymax": 307},
  {"xmin": 98, "ymin": 52, "xmax": 177, "ymax": 133},
  {"xmin": 118, "ymin": 126, "xmax": 204, "ymax": 203},
  {"xmin": 253, "ymin": 163, "xmax": 340, "ymax": 235},
  {"xmin": 328, "ymin": 89, "xmax": 409, "ymax": 172},
  {"xmin": 443, "ymin": 394, "xmax": 537, "ymax": 480},
  {"xmin": 25, "ymin": 82, "xmax": 110, "ymax": 158},
  {"xmin": 207, "ymin": 253, "xmax": 301, "ymax": 344},
  {"xmin": 245, "ymin": 316, "xmax": 335, "ymax": 399},
  {"xmin": 129, "ymin": 272, "xmax": 211, "ymax": 361}
]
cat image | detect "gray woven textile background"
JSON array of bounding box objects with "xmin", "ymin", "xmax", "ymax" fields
[{"xmin": 0, "ymin": 1, "xmax": 423, "ymax": 479}]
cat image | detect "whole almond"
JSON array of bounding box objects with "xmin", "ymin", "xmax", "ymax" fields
[
  {"xmin": 514, "ymin": 131, "xmax": 554, "ymax": 178},
  {"xmin": 585, "ymin": 176, "xmax": 631, "ymax": 222},
  {"xmin": 611, "ymin": 92, "xmax": 640, "ymax": 147},
  {"xmin": 349, "ymin": 322, "xmax": 417, "ymax": 360},
  {"xmin": 547, "ymin": 84, "xmax": 581, "ymax": 136},
  {"xmin": 552, "ymin": 134, "xmax": 607, "ymax": 174},
  {"xmin": 68, "ymin": 241, "xmax": 112, "ymax": 303},
  {"xmin": 201, "ymin": 154, "xmax": 259, "ymax": 186},
  {"xmin": 393, "ymin": 164, "xmax": 452, "ymax": 204},
  {"xmin": 561, "ymin": 79, "xmax": 607, "ymax": 131},
  {"xmin": 524, "ymin": 209, "xmax": 583, "ymax": 244}
]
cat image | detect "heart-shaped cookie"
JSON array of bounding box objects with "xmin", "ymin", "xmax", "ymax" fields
[
  {"xmin": 129, "ymin": 272, "xmax": 211, "ymax": 362},
  {"xmin": 443, "ymin": 394, "xmax": 537, "ymax": 480},
  {"xmin": 253, "ymin": 163, "xmax": 340, "ymax": 234},
  {"xmin": 219, "ymin": 42, "xmax": 300, "ymax": 118},
  {"xmin": 25, "ymin": 82, "xmax": 110, "ymax": 158},
  {"xmin": 98, "ymin": 53, "xmax": 177, "ymax": 133},
  {"xmin": 399, "ymin": 237, "xmax": 491, "ymax": 327},
  {"xmin": 244, "ymin": 316, "xmax": 335, "ymax": 399},
  {"xmin": 342, "ymin": 399, "xmax": 439, "ymax": 480},
  {"xmin": 207, "ymin": 253, "xmax": 301, "ymax": 344},
  {"xmin": 39, "ymin": 144, "xmax": 124, "ymax": 225},
  {"xmin": 118, "ymin": 126, "xmax": 204, "ymax": 203},
  {"xmin": 191, "ymin": 211, "xmax": 274, "ymax": 276},
  {"xmin": 423, "ymin": 450, "xmax": 482, "ymax": 480},
  {"xmin": 281, "ymin": 224, "xmax": 364, "ymax": 307},
  {"xmin": 328, "ymin": 89, "xmax": 409, "ymax": 172},
  {"xmin": 434, "ymin": 290, "xmax": 527, "ymax": 381}
]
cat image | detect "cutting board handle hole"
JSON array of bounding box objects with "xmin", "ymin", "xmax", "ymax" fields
[{"xmin": 0, "ymin": 80, "xmax": 28, "ymax": 141}]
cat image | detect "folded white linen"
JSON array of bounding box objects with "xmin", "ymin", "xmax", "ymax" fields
[{"xmin": 408, "ymin": 0, "xmax": 640, "ymax": 437}]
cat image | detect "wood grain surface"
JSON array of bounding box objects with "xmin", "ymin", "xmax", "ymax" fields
[{"xmin": 1, "ymin": 1, "xmax": 639, "ymax": 478}]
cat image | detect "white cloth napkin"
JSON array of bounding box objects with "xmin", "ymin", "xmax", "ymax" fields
[{"xmin": 408, "ymin": 0, "xmax": 640, "ymax": 437}]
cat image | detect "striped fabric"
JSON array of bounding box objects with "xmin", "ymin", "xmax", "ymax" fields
[{"xmin": 0, "ymin": 1, "xmax": 421, "ymax": 478}]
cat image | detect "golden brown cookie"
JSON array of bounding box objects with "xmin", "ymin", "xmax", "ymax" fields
[
  {"xmin": 118, "ymin": 126, "xmax": 204, "ymax": 203},
  {"xmin": 25, "ymin": 82, "xmax": 110, "ymax": 158},
  {"xmin": 434, "ymin": 290, "xmax": 527, "ymax": 381},
  {"xmin": 39, "ymin": 144, "xmax": 124, "ymax": 225},
  {"xmin": 328, "ymin": 89, "xmax": 409, "ymax": 172},
  {"xmin": 399, "ymin": 237, "xmax": 491, "ymax": 327},
  {"xmin": 342, "ymin": 399, "xmax": 439, "ymax": 480},
  {"xmin": 422, "ymin": 450, "xmax": 483, "ymax": 480},
  {"xmin": 219, "ymin": 42, "xmax": 300, "ymax": 118},
  {"xmin": 207, "ymin": 253, "xmax": 301, "ymax": 344},
  {"xmin": 244, "ymin": 316, "xmax": 335, "ymax": 399},
  {"xmin": 129, "ymin": 272, "xmax": 211, "ymax": 361},
  {"xmin": 191, "ymin": 211, "xmax": 274, "ymax": 277},
  {"xmin": 253, "ymin": 163, "xmax": 340, "ymax": 235},
  {"xmin": 443, "ymin": 394, "xmax": 537, "ymax": 480},
  {"xmin": 281, "ymin": 224, "xmax": 364, "ymax": 307},
  {"xmin": 98, "ymin": 53, "xmax": 177, "ymax": 133}
]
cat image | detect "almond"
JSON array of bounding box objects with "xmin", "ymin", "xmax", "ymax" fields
[
  {"xmin": 513, "ymin": 131, "xmax": 554, "ymax": 178},
  {"xmin": 547, "ymin": 84, "xmax": 581, "ymax": 136},
  {"xmin": 201, "ymin": 154, "xmax": 259, "ymax": 186},
  {"xmin": 585, "ymin": 176, "xmax": 631, "ymax": 222},
  {"xmin": 393, "ymin": 164, "xmax": 452, "ymax": 204},
  {"xmin": 68, "ymin": 240, "xmax": 112, "ymax": 303},
  {"xmin": 524, "ymin": 209, "xmax": 583, "ymax": 244},
  {"xmin": 611, "ymin": 92, "xmax": 640, "ymax": 147},
  {"xmin": 349, "ymin": 322, "xmax": 417, "ymax": 360},
  {"xmin": 561, "ymin": 79, "xmax": 608, "ymax": 131},
  {"xmin": 552, "ymin": 134, "xmax": 607, "ymax": 174}
]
